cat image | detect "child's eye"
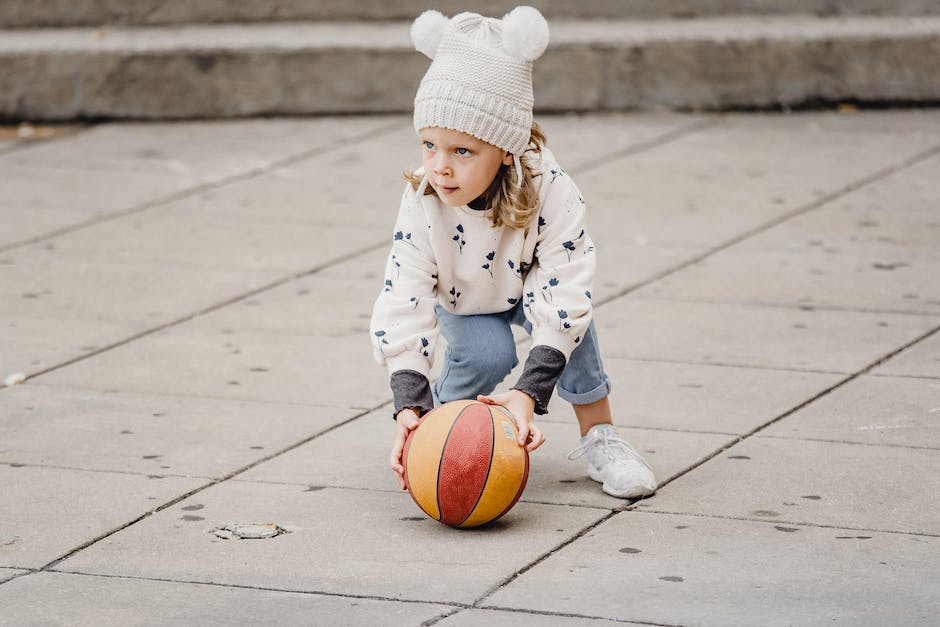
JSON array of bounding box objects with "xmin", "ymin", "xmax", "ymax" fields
[
  {"xmin": 455, "ymin": 147, "xmax": 471, "ymax": 156},
  {"xmin": 422, "ymin": 140, "xmax": 435, "ymax": 150}
]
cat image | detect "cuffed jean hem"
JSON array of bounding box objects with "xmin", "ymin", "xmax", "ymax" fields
[{"xmin": 557, "ymin": 377, "xmax": 612, "ymax": 406}]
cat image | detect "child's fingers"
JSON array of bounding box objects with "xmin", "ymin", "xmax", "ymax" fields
[
  {"xmin": 390, "ymin": 461, "xmax": 407, "ymax": 491},
  {"xmin": 390, "ymin": 430, "xmax": 409, "ymax": 490},
  {"xmin": 389, "ymin": 437, "xmax": 403, "ymax": 466},
  {"xmin": 526, "ymin": 423, "xmax": 546, "ymax": 452}
]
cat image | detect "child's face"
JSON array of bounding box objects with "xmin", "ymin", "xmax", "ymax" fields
[{"xmin": 418, "ymin": 127, "xmax": 514, "ymax": 207}]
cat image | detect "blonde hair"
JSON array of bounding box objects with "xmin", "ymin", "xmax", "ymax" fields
[{"xmin": 404, "ymin": 121, "xmax": 546, "ymax": 230}]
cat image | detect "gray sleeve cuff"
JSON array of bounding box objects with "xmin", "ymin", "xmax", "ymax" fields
[
  {"xmin": 512, "ymin": 345, "xmax": 567, "ymax": 415},
  {"xmin": 390, "ymin": 370, "xmax": 434, "ymax": 420}
]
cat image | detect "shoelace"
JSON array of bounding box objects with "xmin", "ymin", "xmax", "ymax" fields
[{"xmin": 567, "ymin": 430, "xmax": 654, "ymax": 473}]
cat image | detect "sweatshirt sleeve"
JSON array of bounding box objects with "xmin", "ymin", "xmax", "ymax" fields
[
  {"xmin": 522, "ymin": 172, "xmax": 596, "ymax": 362},
  {"xmin": 370, "ymin": 185, "xmax": 441, "ymax": 385}
]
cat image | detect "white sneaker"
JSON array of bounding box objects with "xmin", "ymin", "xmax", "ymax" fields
[{"xmin": 567, "ymin": 424, "xmax": 657, "ymax": 499}]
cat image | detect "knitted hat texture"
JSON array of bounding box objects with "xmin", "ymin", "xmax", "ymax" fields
[{"xmin": 411, "ymin": 6, "xmax": 549, "ymax": 156}]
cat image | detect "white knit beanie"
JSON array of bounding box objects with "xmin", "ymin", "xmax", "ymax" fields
[{"xmin": 411, "ymin": 6, "xmax": 550, "ymax": 161}]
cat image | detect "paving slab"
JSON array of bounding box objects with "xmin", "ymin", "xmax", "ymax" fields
[
  {"xmin": 634, "ymin": 437, "xmax": 940, "ymax": 535},
  {"xmin": 538, "ymin": 112, "xmax": 708, "ymax": 172},
  {"xmin": 182, "ymin": 269, "xmax": 380, "ymax": 340},
  {"xmin": 38, "ymin": 323, "xmax": 391, "ymax": 409},
  {"xmin": 0, "ymin": 383, "xmax": 359, "ymax": 477},
  {"xmin": 634, "ymin": 246, "xmax": 940, "ymax": 315},
  {"xmin": 0, "ymin": 117, "xmax": 398, "ymax": 247},
  {"xmin": 0, "ymin": 166, "xmax": 181, "ymax": 248},
  {"xmin": 54, "ymin": 483, "xmax": 607, "ymax": 605},
  {"xmin": 3, "ymin": 117, "xmax": 396, "ymax": 178},
  {"xmin": 484, "ymin": 511, "xmax": 940, "ymax": 626},
  {"xmin": 733, "ymin": 151, "xmax": 940, "ymax": 263},
  {"xmin": 0, "ymin": 120, "xmax": 405, "ymax": 380},
  {"xmin": 536, "ymin": 356, "xmax": 844, "ymax": 435},
  {"xmin": 577, "ymin": 112, "xmax": 940, "ymax": 248},
  {"xmin": 0, "ymin": 465, "xmax": 203, "ymax": 569},
  {"xmin": 236, "ymin": 410, "xmax": 734, "ymax": 509},
  {"xmin": 23, "ymin": 203, "xmax": 389, "ymax": 273},
  {"xmin": 0, "ymin": 571, "xmax": 452, "ymax": 627},
  {"xmin": 0, "ymin": 254, "xmax": 282, "ymax": 377},
  {"xmin": 632, "ymin": 152, "xmax": 940, "ymax": 314},
  {"xmin": 761, "ymin": 375, "xmax": 940, "ymax": 448},
  {"xmin": 160, "ymin": 125, "xmax": 415, "ymax": 230},
  {"xmin": 596, "ymin": 298, "xmax": 939, "ymax": 374},
  {"xmin": 871, "ymin": 329, "xmax": 940, "ymax": 379},
  {"xmin": 589, "ymin": 238, "xmax": 707, "ymax": 303}
]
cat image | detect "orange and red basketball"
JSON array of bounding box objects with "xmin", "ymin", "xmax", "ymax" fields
[{"xmin": 402, "ymin": 399, "xmax": 529, "ymax": 528}]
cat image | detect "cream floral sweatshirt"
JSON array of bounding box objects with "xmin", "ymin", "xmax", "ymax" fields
[{"xmin": 370, "ymin": 148, "xmax": 596, "ymax": 415}]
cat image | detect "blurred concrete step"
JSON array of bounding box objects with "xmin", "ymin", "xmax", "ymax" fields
[
  {"xmin": 2, "ymin": 16, "xmax": 939, "ymax": 120},
  {"xmin": 2, "ymin": 0, "xmax": 939, "ymax": 28}
]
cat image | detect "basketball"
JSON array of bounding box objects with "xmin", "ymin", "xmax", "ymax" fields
[{"xmin": 402, "ymin": 399, "xmax": 529, "ymax": 528}]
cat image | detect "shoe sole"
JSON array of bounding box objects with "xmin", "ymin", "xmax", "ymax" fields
[{"xmin": 587, "ymin": 464, "xmax": 657, "ymax": 499}]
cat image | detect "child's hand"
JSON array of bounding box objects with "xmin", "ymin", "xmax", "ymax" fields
[
  {"xmin": 390, "ymin": 408, "xmax": 421, "ymax": 490},
  {"xmin": 477, "ymin": 390, "xmax": 545, "ymax": 452}
]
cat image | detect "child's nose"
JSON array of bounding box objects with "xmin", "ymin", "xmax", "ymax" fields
[{"xmin": 433, "ymin": 155, "xmax": 452, "ymax": 175}]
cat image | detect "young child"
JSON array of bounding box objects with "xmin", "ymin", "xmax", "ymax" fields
[{"xmin": 370, "ymin": 6, "xmax": 656, "ymax": 499}]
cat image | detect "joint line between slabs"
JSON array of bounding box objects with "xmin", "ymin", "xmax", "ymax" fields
[
  {"xmin": 568, "ymin": 116, "xmax": 721, "ymax": 175},
  {"xmin": 0, "ymin": 460, "xmax": 212, "ymax": 480},
  {"xmin": 631, "ymin": 509, "xmax": 940, "ymax": 539},
  {"xmin": 224, "ymin": 475, "xmax": 615, "ymax": 511},
  {"xmin": 36, "ymin": 399, "xmax": 392, "ymax": 572},
  {"xmin": 473, "ymin": 605, "xmax": 681, "ymax": 627},
  {"xmin": 0, "ymin": 569, "xmax": 39, "ymax": 587},
  {"xmin": 423, "ymin": 606, "xmax": 673, "ymax": 627},
  {"xmin": 38, "ymin": 569, "xmax": 472, "ymax": 610},
  {"xmin": 0, "ymin": 118, "xmax": 406, "ymax": 255},
  {"xmin": 598, "ymin": 354, "xmax": 849, "ymax": 376},
  {"xmin": 420, "ymin": 608, "xmax": 465, "ymax": 627},
  {"xmin": 626, "ymin": 294, "xmax": 940, "ymax": 319},
  {"xmin": 753, "ymin": 433, "xmax": 940, "ymax": 452},
  {"xmin": 869, "ymin": 372, "xmax": 940, "ymax": 381}
]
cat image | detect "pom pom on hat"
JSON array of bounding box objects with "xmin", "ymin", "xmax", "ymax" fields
[
  {"xmin": 411, "ymin": 9, "xmax": 448, "ymax": 59},
  {"xmin": 501, "ymin": 6, "xmax": 549, "ymax": 61}
]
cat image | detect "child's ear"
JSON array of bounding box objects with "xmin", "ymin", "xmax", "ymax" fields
[{"xmin": 502, "ymin": 152, "xmax": 514, "ymax": 166}]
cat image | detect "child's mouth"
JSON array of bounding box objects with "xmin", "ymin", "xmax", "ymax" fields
[{"xmin": 439, "ymin": 185, "xmax": 459, "ymax": 195}]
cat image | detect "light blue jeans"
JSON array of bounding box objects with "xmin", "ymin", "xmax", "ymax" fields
[{"xmin": 432, "ymin": 303, "xmax": 612, "ymax": 408}]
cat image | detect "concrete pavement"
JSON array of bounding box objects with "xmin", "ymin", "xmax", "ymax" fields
[{"xmin": 1, "ymin": 111, "xmax": 939, "ymax": 625}]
